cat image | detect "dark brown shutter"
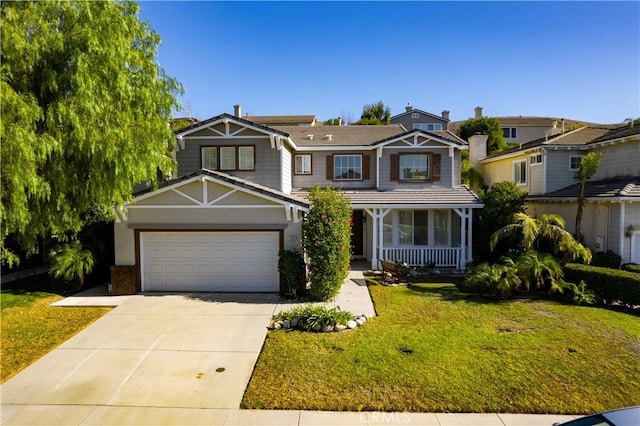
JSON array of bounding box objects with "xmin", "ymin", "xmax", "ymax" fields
[
  {"xmin": 390, "ymin": 154, "xmax": 399, "ymax": 181},
  {"xmin": 362, "ymin": 155, "xmax": 370, "ymax": 180},
  {"xmin": 326, "ymin": 155, "xmax": 334, "ymax": 180},
  {"xmin": 432, "ymin": 153, "xmax": 441, "ymax": 181}
]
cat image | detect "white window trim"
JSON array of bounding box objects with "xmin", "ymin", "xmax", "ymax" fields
[
  {"xmin": 399, "ymin": 153, "xmax": 431, "ymax": 181},
  {"xmin": 569, "ymin": 155, "xmax": 583, "ymax": 171},
  {"xmin": 333, "ymin": 154, "xmax": 363, "ymax": 181},
  {"xmin": 513, "ymin": 159, "xmax": 527, "ymax": 186},
  {"xmin": 294, "ymin": 154, "xmax": 312, "ymax": 175},
  {"xmin": 412, "ymin": 123, "xmax": 443, "ymax": 131},
  {"xmin": 503, "ymin": 127, "xmax": 517, "ymax": 139},
  {"xmin": 530, "ymin": 153, "xmax": 543, "ymax": 166}
]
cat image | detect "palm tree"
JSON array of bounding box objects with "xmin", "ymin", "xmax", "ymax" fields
[
  {"xmin": 515, "ymin": 251, "xmax": 563, "ymax": 292},
  {"xmin": 574, "ymin": 152, "xmax": 601, "ymax": 240},
  {"xmin": 490, "ymin": 212, "xmax": 591, "ymax": 265},
  {"xmin": 49, "ymin": 240, "xmax": 94, "ymax": 291}
]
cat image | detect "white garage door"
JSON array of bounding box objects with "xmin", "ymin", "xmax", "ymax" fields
[{"xmin": 141, "ymin": 231, "xmax": 279, "ymax": 292}]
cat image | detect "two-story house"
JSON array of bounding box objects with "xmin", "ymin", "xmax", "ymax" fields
[
  {"xmin": 470, "ymin": 124, "xmax": 640, "ymax": 263},
  {"xmin": 450, "ymin": 106, "xmax": 587, "ymax": 145},
  {"xmin": 112, "ymin": 108, "xmax": 482, "ymax": 293},
  {"xmin": 390, "ymin": 104, "xmax": 450, "ymax": 131}
]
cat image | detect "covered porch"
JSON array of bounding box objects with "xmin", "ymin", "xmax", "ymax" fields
[{"xmin": 345, "ymin": 187, "xmax": 483, "ymax": 271}]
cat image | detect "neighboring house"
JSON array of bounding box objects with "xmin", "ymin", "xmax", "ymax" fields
[
  {"xmin": 470, "ymin": 124, "xmax": 640, "ymax": 263},
  {"xmin": 391, "ymin": 104, "xmax": 450, "ymax": 131},
  {"xmin": 113, "ymin": 108, "xmax": 482, "ymax": 293},
  {"xmin": 450, "ymin": 106, "xmax": 588, "ymax": 145}
]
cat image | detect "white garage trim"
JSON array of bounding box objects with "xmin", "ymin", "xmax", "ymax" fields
[{"xmin": 138, "ymin": 230, "xmax": 282, "ymax": 292}]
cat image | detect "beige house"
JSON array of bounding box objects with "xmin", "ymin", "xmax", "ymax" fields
[
  {"xmin": 470, "ymin": 124, "xmax": 640, "ymax": 263},
  {"xmin": 113, "ymin": 108, "xmax": 482, "ymax": 293}
]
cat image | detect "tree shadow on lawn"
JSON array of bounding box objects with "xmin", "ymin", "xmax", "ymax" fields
[{"xmin": 405, "ymin": 281, "xmax": 513, "ymax": 306}]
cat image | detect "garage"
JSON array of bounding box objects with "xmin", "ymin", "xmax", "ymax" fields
[{"xmin": 140, "ymin": 231, "xmax": 280, "ymax": 292}]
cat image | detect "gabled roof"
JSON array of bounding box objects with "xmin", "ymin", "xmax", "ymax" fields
[
  {"xmin": 373, "ymin": 129, "xmax": 467, "ymax": 147},
  {"xmin": 174, "ymin": 113, "xmax": 290, "ymax": 138},
  {"xmin": 390, "ymin": 108, "xmax": 449, "ymax": 122},
  {"xmin": 588, "ymin": 124, "xmax": 640, "ymax": 144},
  {"xmin": 291, "ymin": 186, "xmax": 482, "ymax": 207},
  {"xmin": 483, "ymin": 125, "xmax": 622, "ymax": 161},
  {"xmin": 529, "ymin": 176, "xmax": 640, "ymax": 201},
  {"xmin": 133, "ymin": 169, "xmax": 310, "ymax": 208},
  {"xmin": 245, "ymin": 115, "xmax": 317, "ymax": 126}
]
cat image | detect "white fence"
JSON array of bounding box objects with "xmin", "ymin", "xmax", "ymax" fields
[{"xmin": 381, "ymin": 247, "xmax": 462, "ymax": 268}]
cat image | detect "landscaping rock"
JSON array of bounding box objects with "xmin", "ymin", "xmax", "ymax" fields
[
  {"xmin": 312, "ymin": 323, "xmax": 322, "ymax": 332},
  {"xmin": 321, "ymin": 324, "xmax": 334, "ymax": 332},
  {"xmin": 273, "ymin": 321, "xmax": 282, "ymax": 330},
  {"xmin": 291, "ymin": 318, "xmax": 299, "ymax": 328},
  {"xmin": 335, "ymin": 324, "xmax": 347, "ymax": 331},
  {"xmin": 282, "ymin": 320, "xmax": 290, "ymax": 329},
  {"xmin": 347, "ymin": 320, "xmax": 358, "ymax": 329},
  {"xmin": 356, "ymin": 317, "xmax": 366, "ymax": 326}
]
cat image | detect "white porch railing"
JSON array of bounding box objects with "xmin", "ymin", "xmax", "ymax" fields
[{"xmin": 381, "ymin": 247, "xmax": 462, "ymax": 268}]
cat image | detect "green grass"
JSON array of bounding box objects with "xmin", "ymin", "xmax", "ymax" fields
[
  {"xmin": 242, "ymin": 281, "xmax": 640, "ymax": 414},
  {"xmin": 1, "ymin": 290, "xmax": 111, "ymax": 383}
]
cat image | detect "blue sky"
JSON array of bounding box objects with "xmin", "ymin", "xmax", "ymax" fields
[{"xmin": 138, "ymin": 1, "xmax": 640, "ymax": 124}]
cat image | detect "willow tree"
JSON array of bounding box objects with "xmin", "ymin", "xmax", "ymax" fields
[{"xmin": 1, "ymin": 1, "xmax": 183, "ymax": 264}]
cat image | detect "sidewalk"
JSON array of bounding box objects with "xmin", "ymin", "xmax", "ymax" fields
[{"xmin": 0, "ymin": 406, "xmax": 578, "ymax": 425}]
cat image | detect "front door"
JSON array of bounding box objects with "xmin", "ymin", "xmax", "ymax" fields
[{"xmin": 351, "ymin": 210, "xmax": 364, "ymax": 257}]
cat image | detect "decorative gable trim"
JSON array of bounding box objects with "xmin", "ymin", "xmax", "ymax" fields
[
  {"xmin": 374, "ymin": 130, "xmax": 466, "ymax": 150},
  {"xmin": 174, "ymin": 113, "xmax": 293, "ymax": 151}
]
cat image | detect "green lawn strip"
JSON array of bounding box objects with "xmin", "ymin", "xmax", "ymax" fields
[
  {"xmin": 242, "ymin": 282, "xmax": 640, "ymax": 413},
  {"xmin": 1, "ymin": 291, "xmax": 111, "ymax": 383}
]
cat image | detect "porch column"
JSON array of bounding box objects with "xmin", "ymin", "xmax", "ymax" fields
[
  {"xmin": 467, "ymin": 208, "xmax": 473, "ymax": 266},
  {"xmin": 619, "ymin": 202, "xmax": 625, "ymax": 259},
  {"xmin": 365, "ymin": 208, "xmax": 379, "ymax": 269},
  {"xmin": 460, "ymin": 209, "xmax": 467, "ymax": 269}
]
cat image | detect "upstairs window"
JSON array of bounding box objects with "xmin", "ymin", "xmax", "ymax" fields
[
  {"xmin": 513, "ymin": 160, "xmax": 527, "ymax": 185},
  {"xmin": 411, "ymin": 112, "xmax": 420, "ymax": 118},
  {"xmin": 295, "ymin": 154, "xmax": 312, "ymax": 175},
  {"xmin": 399, "ymin": 154, "xmax": 430, "ymax": 181},
  {"xmin": 333, "ymin": 154, "xmax": 362, "ymax": 180},
  {"xmin": 413, "ymin": 123, "xmax": 443, "ymax": 131},
  {"xmin": 201, "ymin": 146, "xmax": 255, "ymax": 172},
  {"xmin": 530, "ymin": 153, "xmax": 543, "ymax": 165},
  {"xmin": 202, "ymin": 147, "xmax": 217, "ymax": 170},
  {"xmin": 503, "ymin": 127, "xmax": 517, "ymax": 139},
  {"xmin": 569, "ymin": 155, "xmax": 583, "ymax": 170}
]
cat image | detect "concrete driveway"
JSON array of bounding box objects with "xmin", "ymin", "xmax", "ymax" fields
[{"xmin": 1, "ymin": 292, "xmax": 279, "ymax": 424}]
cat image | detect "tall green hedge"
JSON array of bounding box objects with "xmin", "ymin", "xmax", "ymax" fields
[
  {"xmin": 564, "ymin": 263, "xmax": 640, "ymax": 307},
  {"xmin": 302, "ymin": 186, "xmax": 352, "ymax": 301}
]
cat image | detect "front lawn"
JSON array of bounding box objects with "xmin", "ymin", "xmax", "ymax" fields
[
  {"xmin": 1, "ymin": 290, "xmax": 111, "ymax": 383},
  {"xmin": 242, "ymin": 282, "xmax": 640, "ymax": 414}
]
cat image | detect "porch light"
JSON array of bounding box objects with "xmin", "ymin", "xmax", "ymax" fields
[{"xmin": 626, "ymin": 224, "xmax": 636, "ymax": 238}]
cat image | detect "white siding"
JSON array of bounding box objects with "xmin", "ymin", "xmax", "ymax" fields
[{"xmin": 281, "ymin": 147, "xmax": 292, "ymax": 194}]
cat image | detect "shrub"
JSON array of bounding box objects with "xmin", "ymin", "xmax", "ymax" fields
[
  {"xmin": 621, "ymin": 263, "xmax": 640, "ymax": 274},
  {"xmin": 278, "ymin": 249, "xmax": 306, "ymax": 296},
  {"xmin": 49, "ymin": 240, "xmax": 94, "ymax": 293},
  {"xmin": 275, "ymin": 305, "xmax": 354, "ymax": 331},
  {"xmin": 591, "ymin": 250, "xmax": 622, "ymax": 269},
  {"xmin": 565, "ymin": 263, "xmax": 640, "ymax": 307},
  {"xmin": 302, "ymin": 186, "xmax": 352, "ymax": 301},
  {"xmin": 463, "ymin": 260, "xmax": 520, "ymax": 299}
]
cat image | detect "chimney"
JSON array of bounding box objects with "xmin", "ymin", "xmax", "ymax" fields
[
  {"xmin": 405, "ymin": 103, "xmax": 413, "ymax": 112},
  {"xmin": 474, "ymin": 106, "xmax": 483, "ymax": 119},
  {"xmin": 233, "ymin": 104, "xmax": 241, "ymax": 117},
  {"xmin": 441, "ymin": 110, "xmax": 450, "ymax": 121},
  {"xmin": 468, "ymin": 132, "xmax": 489, "ymax": 170},
  {"xmin": 561, "ymin": 118, "xmax": 565, "ymax": 133},
  {"xmin": 338, "ymin": 117, "xmax": 342, "ymax": 126}
]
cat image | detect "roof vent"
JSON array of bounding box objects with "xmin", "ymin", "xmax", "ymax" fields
[
  {"xmin": 307, "ymin": 134, "xmax": 314, "ymax": 140},
  {"xmin": 325, "ymin": 134, "xmax": 333, "ymax": 141}
]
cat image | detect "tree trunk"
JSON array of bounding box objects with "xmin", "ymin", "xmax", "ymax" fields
[{"xmin": 575, "ymin": 182, "xmax": 586, "ymax": 241}]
